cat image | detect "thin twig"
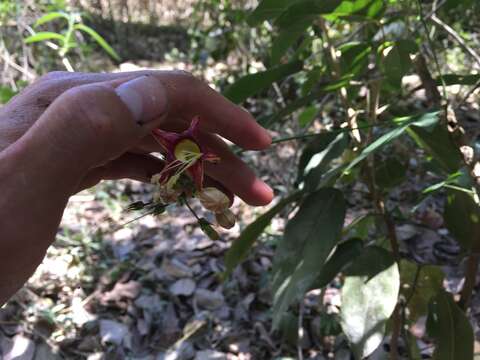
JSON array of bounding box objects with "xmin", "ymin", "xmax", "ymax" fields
[{"xmin": 430, "ymin": 14, "xmax": 480, "ymax": 68}]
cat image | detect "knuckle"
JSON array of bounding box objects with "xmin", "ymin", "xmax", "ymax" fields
[{"xmin": 59, "ymin": 85, "xmax": 116, "ymax": 137}]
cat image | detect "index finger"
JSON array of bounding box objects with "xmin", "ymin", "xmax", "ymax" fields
[{"xmin": 133, "ymin": 71, "xmax": 272, "ymax": 150}]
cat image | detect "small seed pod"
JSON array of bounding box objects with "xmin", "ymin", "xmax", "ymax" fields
[
  {"xmin": 215, "ymin": 209, "xmax": 236, "ymax": 229},
  {"xmin": 197, "ymin": 187, "xmax": 230, "ymax": 212}
]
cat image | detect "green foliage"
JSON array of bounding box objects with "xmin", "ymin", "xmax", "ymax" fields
[
  {"xmin": 24, "ymin": 10, "xmax": 120, "ymax": 71},
  {"xmin": 224, "ymin": 60, "xmax": 303, "ymax": 103},
  {"xmin": 427, "ymin": 290, "xmax": 474, "ymax": 360},
  {"xmin": 271, "ymin": 188, "xmax": 345, "ymax": 328},
  {"xmin": 221, "ymin": 0, "xmax": 480, "ymax": 356},
  {"xmin": 340, "ymin": 246, "xmax": 400, "ymax": 359},
  {"xmin": 444, "ymin": 189, "xmax": 480, "ymax": 250}
]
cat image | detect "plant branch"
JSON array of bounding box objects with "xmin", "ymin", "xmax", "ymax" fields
[{"xmin": 430, "ymin": 14, "xmax": 480, "ymax": 68}]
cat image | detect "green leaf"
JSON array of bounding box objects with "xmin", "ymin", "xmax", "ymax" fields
[
  {"xmin": 340, "ymin": 246, "xmax": 400, "ymax": 359},
  {"xmin": 374, "ymin": 157, "xmax": 406, "ymax": 189},
  {"xmin": 325, "ymin": 0, "xmax": 385, "ymax": 21},
  {"xmin": 74, "ymin": 24, "xmax": 120, "ymax": 61},
  {"xmin": 339, "ymin": 41, "xmax": 371, "ymax": 78},
  {"xmin": 344, "ymin": 112, "xmax": 439, "ymax": 173},
  {"xmin": 272, "ymin": 188, "xmax": 346, "ymax": 328},
  {"xmin": 407, "ymin": 122, "xmax": 462, "ymax": 173},
  {"xmin": 246, "ymin": 0, "xmax": 300, "ymax": 26},
  {"xmin": 427, "ymin": 290, "xmax": 474, "ymax": 360},
  {"xmin": 304, "ymin": 132, "xmax": 349, "ymax": 190},
  {"xmin": 271, "ymin": 21, "xmax": 310, "ymax": 65},
  {"xmin": 437, "ymin": 74, "xmax": 480, "ymax": 86},
  {"xmin": 298, "ymin": 105, "xmax": 318, "ymax": 128},
  {"xmin": 274, "ymin": 0, "xmax": 343, "ymax": 28},
  {"xmin": 384, "ymin": 40, "xmax": 418, "ymax": 88},
  {"xmin": 444, "ymin": 189, "xmax": 480, "ymax": 250},
  {"xmin": 34, "ymin": 11, "xmax": 70, "ymax": 27},
  {"xmin": 224, "ymin": 192, "xmax": 302, "ymax": 277},
  {"xmin": 400, "ymin": 260, "xmax": 444, "ymax": 322},
  {"xmin": 24, "ymin": 31, "xmax": 65, "ymax": 44},
  {"xmin": 259, "ymin": 77, "xmax": 351, "ymax": 127},
  {"xmin": 224, "ymin": 61, "xmax": 303, "ymax": 104},
  {"xmin": 311, "ymin": 238, "xmax": 364, "ymax": 289}
]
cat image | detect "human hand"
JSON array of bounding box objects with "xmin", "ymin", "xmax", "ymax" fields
[
  {"xmin": 0, "ymin": 70, "xmax": 273, "ymax": 304},
  {"xmin": 0, "ymin": 70, "xmax": 273, "ymax": 205}
]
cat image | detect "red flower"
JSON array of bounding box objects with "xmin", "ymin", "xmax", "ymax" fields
[{"xmin": 151, "ymin": 116, "xmax": 219, "ymax": 191}]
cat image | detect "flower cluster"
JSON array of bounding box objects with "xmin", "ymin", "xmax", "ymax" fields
[{"xmin": 127, "ymin": 117, "xmax": 235, "ymax": 238}]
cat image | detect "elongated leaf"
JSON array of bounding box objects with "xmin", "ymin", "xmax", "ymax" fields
[
  {"xmin": 384, "ymin": 40, "xmax": 418, "ymax": 88},
  {"xmin": 311, "ymin": 238, "xmax": 364, "ymax": 289},
  {"xmin": 437, "ymin": 74, "xmax": 480, "ymax": 86},
  {"xmin": 407, "ymin": 122, "xmax": 462, "ymax": 173},
  {"xmin": 74, "ymin": 24, "xmax": 120, "ymax": 61},
  {"xmin": 298, "ymin": 105, "xmax": 318, "ymax": 128},
  {"xmin": 274, "ymin": 0, "xmax": 343, "ymax": 28},
  {"xmin": 271, "ymin": 20, "xmax": 310, "ymax": 65},
  {"xmin": 400, "ymin": 260, "xmax": 444, "ymax": 322},
  {"xmin": 34, "ymin": 11, "xmax": 70, "ymax": 27},
  {"xmin": 259, "ymin": 77, "xmax": 350, "ymax": 127},
  {"xmin": 246, "ymin": 0, "xmax": 299, "ymax": 26},
  {"xmin": 304, "ymin": 132, "xmax": 349, "ymax": 190},
  {"xmin": 224, "ymin": 192, "xmax": 302, "ymax": 277},
  {"xmin": 25, "ymin": 31, "xmax": 65, "ymax": 44},
  {"xmin": 224, "ymin": 61, "xmax": 303, "ymax": 104},
  {"xmin": 272, "ymin": 188, "xmax": 345, "ymax": 328},
  {"xmin": 340, "ymin": 246, "xmax": 400, "ymax": 359},
  {"xmin": 339, "ymin": 41, "xmax": 371, "ymax": 78},
  {"xmin": 427, "ymin": 290, "xmax": 474, "ymax": 360},
  {"xmin": 324, "ymin": 0, "xmax": 385, "ymax": 20},
  {"xmin": 444, "ymin": 189, "xmax": 480, "ymax": 250},
  {"xmin": 344, "ymin": 112, "xmax": 439, "ymax": 172}
]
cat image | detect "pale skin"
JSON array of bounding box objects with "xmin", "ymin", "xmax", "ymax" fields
[{"xmin": 0, "ymin": 70, "xmax": 274, "ymax": 306}]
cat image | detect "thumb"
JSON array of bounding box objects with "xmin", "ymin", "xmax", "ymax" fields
[{"xmin": 25, "ymin": 75, "xmax": 169, "ymax": 171}]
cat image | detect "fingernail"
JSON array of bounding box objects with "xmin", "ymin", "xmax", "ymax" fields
[{"xmin": 115, "ymin": 75, "xmax": 168, "ymax": 124}]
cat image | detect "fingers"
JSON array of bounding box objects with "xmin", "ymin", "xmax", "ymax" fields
[
  {"xmin": 30, "ymin": 71, "xmax": 272, "ymax": 150},
  {"xmin": 76, "ymin": 153, "xmax": 164, "ymax": 191},
  {"xmin": 198, "ymin": 131, "xmax": 274, "ymax": 206}
]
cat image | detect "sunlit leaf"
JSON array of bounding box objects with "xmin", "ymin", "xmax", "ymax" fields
[
  {"xmin": 34, "ymin": 11, "xmax": 70, "ymax": 27},
  {"xmin": 74, "ymin": 24, "xmax": 120, "ymax": 61},
  {"xmin": 340, "ymin": 246, "xmax": 400, "ymax": 359},
  {"xmin": 25, "ymin": 31, "xmax": 65, "ymax": 44}
]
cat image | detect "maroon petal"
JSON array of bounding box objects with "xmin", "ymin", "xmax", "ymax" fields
[
  {"xmin": 152, "ymin": 129, "xmax": 180, "ymax": 152},
  {"xmin": 187, "ymin": 161, "xmax": 205, "ymax": 190}
]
